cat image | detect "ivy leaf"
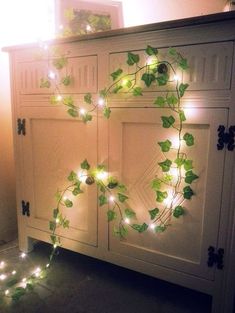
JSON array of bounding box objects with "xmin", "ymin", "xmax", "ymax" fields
[
  {"xmin": 63, "ymin": 96, "xmax": 74, "ymax": 106},
  {"xmin": 179, "ymin": 83, "xmax": 189, "ymax": 97},
  {"xmin": 53, "ymin": 208, "xmax": 59, "ymax": 219},
  {"xmin": 81, "ymin": 159, "xmax": 90, "ymax": 170},
  {"xmin": 67, "ymin": 108, "xmax": 78, "ymax": 118},
  {"xmin": 63, "ymin": 220, "xmax": 70, "ymax": 228},
  {"xmin": 64, "ymin": 199, "xmax": 73, "ymax": 207},
  {"xmin": 82, "ymin": 113, "xmax": 92, "ymax": 123},
  {"xmin": 184, "ymin": 160, "xmax": 193, "ymax": 171},
  {"xmin": 67, "ymin": 170, "xmax": 77, "ymax": 182},
  {"xmin": 158, "ymin": 139, "xmax": 172, "ymax": 152},
  {"xmin": 111, "ymin": 68, "xmax": 123, "ymax": 81},
  {"xmin": 117, "ymin": 184, "xmax": 127, "ymax": 193},
  {"xmin": 183, "ymin": 186, "xmax": 194, "ymax": 199},
  {"xmin": 62, "ymin": 75, "xmax": 72, "ymax": 86},
  {"xmin": 154, "ymin": 96, "xmax": 166, "ymax": 107},
  {"xmin": 53, "ymin": 57, "xmax": 68, "ymax": 70},
  {"xmin": 185, "ymin": 170, "xmax": 199, "ymax": 184},
  {"xmin": 112, "ymin": 85, "xmax": 123, "ymax": 93},
  {"xmin": 149, "ymin": 208, "xmax": 159, "ymax": 220},
  {"xmin": 99, "ymin": 88, "xmax": 107, "ymax": 98},
  {"xmin": 103, "ymin": 106, "xmax": 111, "ymax": 118},
  {"xmin": 125, "ymin": 80, "xmax": 132, "ymax": 88},
  {"xmin": 11, "ymin": 287, "xmax": 26, "ymax": 301},
  {"xmin": 161, "ymin": 116, "xmax": 175, "ymax": 128},
  {"xmin": 151, "ymin": 178, "xmax": 161, "ymax": 190},
  {"xmin": 183, "ymin": 133, "xmax": 194, "ymax": 146},
  {"xmin": 179, "ymin": 110, "xmax": 186, "ymax": 122},
  {"xmin": 40, "ymin": 78, "xmax": 51, "ymax": 88},
  {"xmin": 173, "ymin": 206, "xmax": 185, "ymax": 218},
  {"xmin": 107, "ymin": 210, "xmax": 117, "ymax": 222},
  {"xmin": 154, "ymin": 225, "xmax": 166, "ymax": 233},
  {"xmin": 156, "ymin": 190, "xmax": 168, "ymax": 202},
  {"xmin": 127, "ymin": 52, "xmax": 140, "ymax": 65},
  {"xmin": 145, "ymin": 45, "xmax": 158, "ymax": 56},
  {"xmin": 118, "ymin": 193, "xmax": 128, "ymax": 203},
  {"xmin": 166, "ymin": 95, "xmax": 178, "ymax": 106},
  {"xmin": 124, "ymin": 208, "xmax": 136, "ymax": 219},
  {"xmin": 141, "ymin": 73, "xmax": 155, "ymax": 87},
  {"xmin": 72, "ymin": 186, "xmax": 83, "ymax": 196},
  {"xmin": 49, "ymin": 221, "xmax": 56, "ymax": 231},
  {"xmin": 156, "ymin": 74, "xmax": 169, "ymax": 86},
  {"xmin": 133, "ymin": 86, "xmax": 143, "ymax": 96},
  {"xmin": 84, "ymin": 93, "xmax": 92, "ymax": 104},
  {"xmin": 179, "ymin": 58, "xmax": 189, "ymax": 70},
  {"xmin": 174, "ymin": 157, "xmax": 185, "ymax": 167},
  {"xmin": 99, "ymin": 194, "xmax": 108, "ymax": 206},
  {"xmin": 132, "ymin": 223, "xmax": 148, "ymax": 233},
  {"xmin": 158, "ymin": 159, "xmax": 172, "ymax": 172},
  {"xmin": 114, "ymin": 225, "xmax": 128, "ymax": 239},
  {"xmin": 168, "ymin": 47, "xmax": 177, "ymax": 56}
]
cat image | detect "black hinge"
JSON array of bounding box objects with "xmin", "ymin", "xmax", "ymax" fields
[
  {"xmin": 21, "ymin": 200, "xmax": 30, "ymax": 217},
  {"xmin": 207, "ymin": 246, "xmax": 224, "ymax": 270},
  {"xmin": 217, "ymin": 125, "xmax": 235, "ymax": 151},
  {"xmin": 17, "ymin": 118, "xmax": 26, "ymax": 135}
]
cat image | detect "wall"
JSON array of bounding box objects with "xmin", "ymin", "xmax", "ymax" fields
[{"xmin": 0, "ymin": 0, "xmax": 230, "ymax": 243}]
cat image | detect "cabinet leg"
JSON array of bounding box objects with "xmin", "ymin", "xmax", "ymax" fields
[{"xmin": 18, "ymin": 236, "xmax": 34, "ymax": 253}]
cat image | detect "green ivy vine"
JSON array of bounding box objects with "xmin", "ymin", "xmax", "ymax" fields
[{"xmin": 40, "ymin": 44, "xmax": 199, "ymax": 243}]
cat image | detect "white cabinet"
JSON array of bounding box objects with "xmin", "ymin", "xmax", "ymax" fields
[{"xmin": 5, "ymin": 12, "xmax": 235, "ymax": 313}]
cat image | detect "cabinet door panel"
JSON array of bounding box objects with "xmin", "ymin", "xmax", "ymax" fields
[
  {"xmin": 108, "ymin": 107, "xmax": 227, "ymax": 280},
  {"xmin": 20, "ymin": 106, "xmax": 98, "ymax": 246}
]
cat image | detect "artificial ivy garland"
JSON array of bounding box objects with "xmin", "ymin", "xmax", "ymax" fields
[{"xmin": 0, "ymin": 44, "xmax": 199, "ymax": 301}]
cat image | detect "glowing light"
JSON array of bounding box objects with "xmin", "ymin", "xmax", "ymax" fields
[
  {"xmin": 46, "ymin": 263, "xmax": 50, "ymax": 268},
  {"xmin": 20, "ymin": 252, "xmax": 26, "ymax": 259},
  {"xmin": 169, "ymin": 167, "xmax": 179, "ymax": 183},
  {"xmin": 98, "ymin": 98, "xmax": 105, "ymax": 107},
  {"xmin": 109, "ymin": 196, "xmax": 115, "ymax": 202},
  {"xmin": 22, "ymin": 277, "xmax": 27, "ymax": 283},
  {"xmin": 5, "ymin": 290, "xmax": 9, "ymax": 296},
  {"xmin": 86, "ymin": 24, "xmax": 92, "ymax": 32},
  {"xmin": 0, "ymin": 261, "xmax": 5, "ymax": 268},
  {"xmin": 63, "ymin": 196, "xmax": 68, "ymax": 201},
  {"xmin": 59, "ymin": 24, "xmax": 64, "ymax": 30},
  {"xmin": 48, "ymin": 71, "xmax": 56, "ymax": 80},
  {"xmin": 0, "ymin": 274, "xmax": 6, "ymax": 281},
  {"xmin": 78, "ymin": 170, "xmax": 87, "ymax": 183},
  {"xmin": 124, "ymin": 218, "xmax": 130, "ymax": 224},
  {"xmin": 171, "ymin": 136, "xmax": 180, "ymax": 149},
  {"xmin": 79, "ymin": 108, "xmax": 86, "ymax": 116},
  {"xmin": 150, "ymin": 223, "xmax": 155, "ymax": 230},
  {"xmin": 184, "ymin": 106, "xmax": 198, "ymax": 119},
  {"xmin": 43, "ymin": 44, "xmax": 49, "ymax": 51},
  {"xmin": 56, "ymin": 95, "xmax": 62, "ymax": 101},
  {"xmin": 56, "ymin": 218, "xmax": 60, "ymax": 224},
  {"xmin": 121, "ymin": 79, "xmax": 128, "ymax": 86},
  {"xmin": 146, "ymin": 56, "xmax": 157, "ymax": 67},
  {"xmin": 12, "ymin": 270, "xmax": 17, "ymax": 275},
  {"xmin": 53, "ymin": 244, "xmax": 57, "ymax": 249},
  {"xmin": 173, "ymin": 74, "xmax": 180, "ymax": 81},
  {"xmin": 164, "ymin": 190, "xmax": 175, "ymax": 208},
  {"xmin": 96, "ymin": 171, "xmax": 108, "ymax": 180}
]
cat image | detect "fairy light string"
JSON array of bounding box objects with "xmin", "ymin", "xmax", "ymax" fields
[{"xmin": 0, "ymin": 44, "xmax": 199, "ymax": 301}]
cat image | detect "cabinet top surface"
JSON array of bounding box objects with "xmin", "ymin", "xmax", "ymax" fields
[{"xmin": 3, "ymin": 11, "xmax": 235, "ymax": 52}]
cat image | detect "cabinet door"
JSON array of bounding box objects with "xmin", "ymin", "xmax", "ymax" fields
[
  {"xmin": 19, "ymin": 105, "xmax": 98, "ymax": 246},
  {"xmin": 108, "ymin": 107, "xmax": 227, "ymax": 280}
]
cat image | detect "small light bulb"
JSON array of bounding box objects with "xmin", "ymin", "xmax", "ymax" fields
[
  {"xmin": 146, "ymin": 56, "xmax": 156, "ymax": 65},
  {"xmin": 86, "ymin": 24, "xmax": 92, "ymax": 32},
  {"xmin": 169, "ymin": 167, "xmax": 179, "ymax": 183},
  {"xmin": 20, "ymin": 252, "xmax": 26, "ymax": 259},
  {"xmin": 171, "ymin": 136, "xmax": 180, "ymax": 149},
  {"xmin": 0, "ymin": 261, "xmax": 5, "ymax": 268},
  {"xmin": 124, "ymin": 218, "xmax": 130, "ymax": 224},
  {"xmin": 109, "ymin": 196, "xmax": 115, "ymax": 202},
  {"xmin": 150, "ymin": 223, "xmax": 155, "ymax": 230},
  {"xmin": 78, "ymin": 170, "xmax": 87, "ymax": 183},
  {"xmin": 0, "ymin": 274, "xmax": 7, "ymax": 281},
  {"xmin": 98, "ymin": 98, "xmax": 105, "ymax": 107},
  {"xmin": 46, "ymin": 263, "xmax": 50, "ymax": 268},
  {"xmin": 63, "ymin": 196, "xmax": 67, "ymax": 201},
  {"xmin": 43, "ymin": 44, "xmax": 48, "ymax": 51},
  {"xmin": 59, "ymin": 24, "xmax": 63, "ymax": 30},
  {"xmin": 164, "ymin": 191, "xmax": 174, "ymax": 208},
  {"xmin": 35, "ymin": 272, "xmax": 40, "ymax": 277},
  {"xmin": 5, "ymin": 290, "xmax": 9, "ymax": 296},
  {"xmin": 173, "ymin": 74, "xmax": 180, "ymax": 82},
  {"xmin": 96, "ymin": 171, "xmax": 108, "ymax": 180},
  {"xmin": 55, "ymin": 218, "xmax": 60, "ymax": 224},
  {"xmin": 121, "ymin": 79, "xmax": 128, "ymax": 86},
  {"xmin": 53, "ymin": 244, "xmax": 57, "ymax": 249},
  {"xmin": 48, "ymin": 71, "xmax": 56, "ymax": 80},
  {"xmin": 79, "ymin": 108, "xmax": 86, "ymax": 116},
  {"xmin": 22, "ymin": 277, "xmax": 27, "ymax": 283},
  {"xmin": 56, "ymin": 95, "xmax": 62, "ymax": 101},
  {"xmin": 12, "ymin": 270, "xmax": 17, "ymax": 275}
]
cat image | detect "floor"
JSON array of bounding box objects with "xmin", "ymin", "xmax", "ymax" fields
[{"xmin": 0, "ymin": 241, "xmax": 212, "ymax": 313}]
